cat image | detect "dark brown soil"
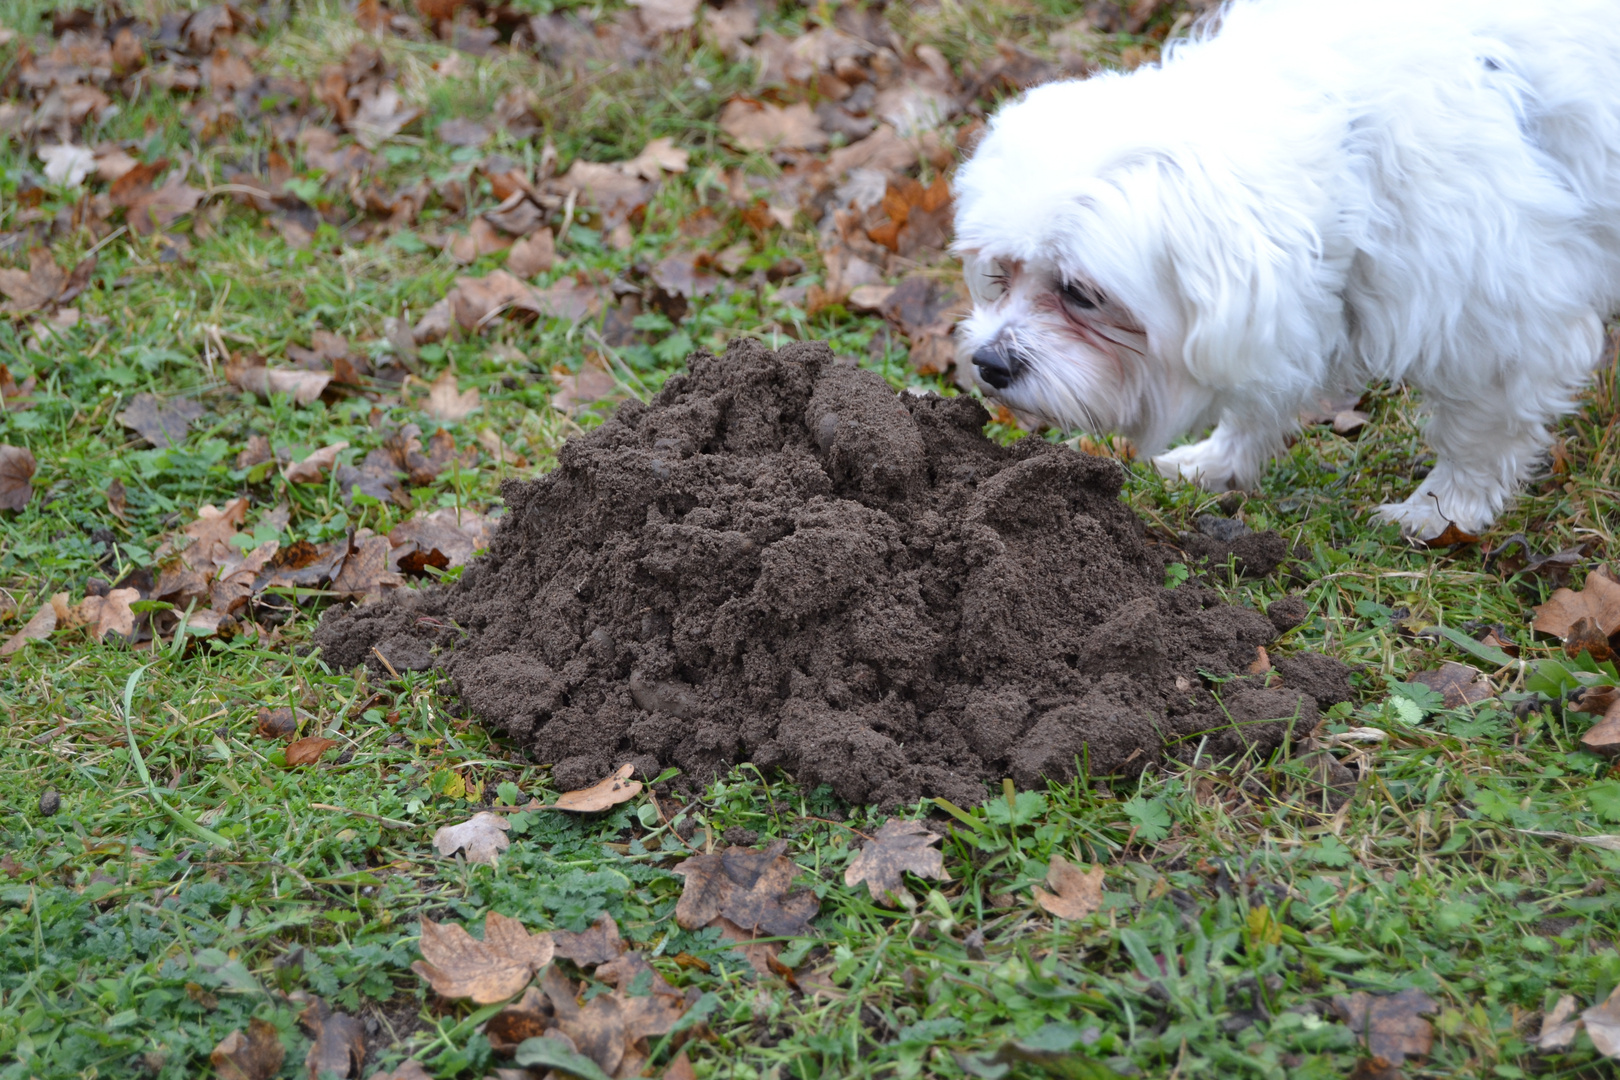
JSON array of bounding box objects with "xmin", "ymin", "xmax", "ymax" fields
[{"xmin": 315, "ymin": 339, "xmax": 1348, "ymax": 806}]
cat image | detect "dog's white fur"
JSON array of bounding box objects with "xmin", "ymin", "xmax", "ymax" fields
[{"xmin": 953, "ymin": 0, "xmax": 1620, "ymax": 538}]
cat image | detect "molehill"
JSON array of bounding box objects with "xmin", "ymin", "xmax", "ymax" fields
[{"xmin": 315, "ymin": 339, "xmax": 1349, "ymax": 806}]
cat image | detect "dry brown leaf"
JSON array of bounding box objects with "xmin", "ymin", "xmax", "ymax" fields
[
  {"xmin": 447, "ymin": 270, "xmax": 538, "ymax": 330},
  {"xmin": 1534, "ymin": 994, "xmax": 1580, "ymax": 1053},
  {"xmin": 0, "ymin": 248, "xmax": 95, "ymax": 314},
  {"xmin": 484, "ymin": 986, "xmax": 552, "ymax": 1056},
  {"xmin": 285, "ymin": 442, "xmax": 349, "ymax": 484},
  {"xmin": 256, "ymin": 706, "xmax": 300, "ymax": 740},
  {"xmin": 424, "ymin": 369, "xmax": 480, "ymax": 422},
  {"xmin": 1031, "ymin": 854, "xmax": 1105, "ymax": 920},
  {"xmin": 349, "ymin": 84, "xmax": 420, "ymax": 148},
  {"xmin": 673, "ymin": 839, "xmax": 819, "ymax": 937},
  {"xmin": 650, "ymin": 253, "xmax": 720, "ymax": 299},
  {"xmin": 1583, "ymin": 985, "xmax": 1620, "ymax": 1058},
  {"xmin": 1582, "ymin": 702, "xmax": 1620, "ymax": 758},
  {"xmin": 436, "ymin": 118, "xmax": 491, "ymax": 147},
  {"xmin": 1333, "ymin": 409, "xmax": 1371, "ymax": 437},
  {"xmin": 389, "ymin": 507, "xmax": 495, "ymax": 573},
  {"xmin": 1332, "ymin": 989, "xmax": 1437, "ymax": 1065},
  {"xmin": 551, "ymin": 911, "xmax": 626, "ymax": 967},
  {"xmin": 551, "ymin": 364, "xmax": 619, "ymax": 415},
  {"xmin": 117, "ymin": 393, "xmax": 207, "ymax": 448},
  {"xmin": 0, "ymin": 444, "xmax": 36, "ymax": 512},
  {"xmin": 94, "ymin": 587, "xmax": 139, "ymax": 642},
  {"xmin": 506, "ymin": 228, "xmax": 556, "ymax": 279},
  {"xmin": 448, "ymin": 217, "xmax": 512, "ymax": 264},
  {"xmin": 1533, "ymin": 569, "xmax": 1620, "ymax": 641},
  {"xmin": 1567, "ymin": 616, "xmax": 1614, "ymax": 661},
  {"xmin": 285, "ymin": 736, "xmax": 337, "ymax": 766},
  {"xmin": 556, "ymin": 160, "xmax": 653, "ymax": 228},
  {"xmin": 39, "ymin": 143, "xmax": 95, "ymax": 187},
  {"xmin": 844, "ymin": 819, "xmax": 948, "ymax": 904},
  {"xmin": 1, "ymin": 599, "xmax": 58, "ymax": 657},
  {"xmin": 226, "ymin": 358, "xmax": 332, "ymax": 406},
  {"xmin": 546, "ymin": 762, "xmax": 643, "ymax": 812},
  {"xmin": 718, "ymin": 99, "xmax": 828, "ymax": 152},
  {"xmin": 211, "ymin": 1018, "xmax": 286, "ymax": 1080},
  {"xmin": 412, "ymin": 911, "xmax": 555, "ymax": 1004},
  {"xmin": 113, "ymin": 165, "xmax": 203, "ymax": 234},
  {"xmin": 630, "ymin": 0, "xmax": 700, "ymax": 34},
  {"xmin": 299, "ymin": 999, "xmax": 366, "ymax": 1080},
  {"xmin": 433, "ymin": 811, "xmax": 512, "ymax": 865},
  {"xmin": 1409, "ymin": 663, "xmax": 1493, "ymax": 709},
  {"xmin": 363, "ymin": 1063, "xmax": 432, "ymax": 1080},
  {"xmin": 623, "ymin": 136, "xmax": 689, "ymax": 181}
]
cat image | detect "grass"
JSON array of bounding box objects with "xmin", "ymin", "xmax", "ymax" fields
[{"xmin": 2, "ymin": 1, "xmax": 1619, "ymax": 1078}]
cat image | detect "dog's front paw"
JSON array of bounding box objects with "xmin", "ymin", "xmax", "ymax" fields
[
  {"xmin": 1152, "ymin": 440, "xmax": 1240, "ymax": 492},
  {"xmin": 1375, "ymin": 471, "xmax": 1498, "ymax": 540}
]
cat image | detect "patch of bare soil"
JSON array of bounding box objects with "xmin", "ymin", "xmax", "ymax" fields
[{"xmin": 315, "ymin": 340, "xmax": 1347, "ymax": 805}]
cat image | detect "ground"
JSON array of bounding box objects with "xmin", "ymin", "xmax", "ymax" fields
[{"xmin": 1, "ymin": 1, "xmax": 1619, "ymax": 1079}]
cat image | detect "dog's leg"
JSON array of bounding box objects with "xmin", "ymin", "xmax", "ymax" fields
[
  {"xmin": 1374, "ymin": 399, "xmax": 1553, "ymax": 539},
  {"xmin": 1152, "ymin": 412, "xmax": 1291, "ymax": 492}
]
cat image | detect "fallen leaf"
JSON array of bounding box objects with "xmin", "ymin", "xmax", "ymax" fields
[
  {"xmin": 285, "ymin": 442, "xmax": 350, "ymax": 484},
  {"xmin": 1534, "ymin": 994, "xmax": 1580, "ymax": 1052},
  {"xmin": 349, "ymin": 84, "xmax": 420, "ymax": 148},
  {"xmin": 551, "ymin": 912, "xmax": 626, "ymax": 967},
  {"xmin": 446, "ymin": 270, "xmax": 541, "ymax": 330},
  {"xmin": 551, "ymin": 364, "xmax": 619, "ymax": 415},
  {"xmin": 0, "ymin": 598, "xmax": 57, "ymax": 656},
  {"xmin": 1409, "ymin": 663, "xmax": 1493, "ymax": 709},
  {"xmin": 718, "ymin": 99, "xmax": 828, "ymax": 152},
  {"xmin": 256, "ymin": 707, "xmax": 300, "ymax": 740},
  {"xmin": 1533, "ymin": 569, "xmax": 1620, "ymax": 643},
  {"xmin": 39, "ymin": 143, "xmax": 96, "ymax": 187},
  {"xmin": 436, "ymin": 118, "xmax": 491, "ymax": 147},
  {"xmin": 0, "ymin": 445, "xmax": 36, "ymax": 511},
  {"xmin": 211, "ymin": 1018, "xmax": 286, "ymax": 1080},
  {"xmin": 1415, "ymin": 522, "xmax": 1479, "ymax": 548},
  {"xmin": 546, "ymin": 763, "xmax": 643, "ymax": 812},
  {"xmin": 1585, "ymin": 984, "xmax": 1620, "ymax": 1058},
  {"xmin": 0, "ymin": 248, "xmax": 95, "ymax": 314},
  {"xmin": 330, "ymin": 531, "xmax": 403, "ymax": 600},
  {"xmin": 485, "ymin": 986, "xmax": 553, "ymax": 1055},
  {"xmin": 117, "ymin": 393, "xmax": 207, "ymax": 448},
  {"xmin": 1333, "ymin": 409, "xmax": 1371, "ymax": 437},
  {"xmin": 389, "ymin": 507, "xmax": 495, "ymax": 572},
  {"xmin": 623, "ymin": 137, "xmax": 689, "ymax": 181},
  {"xmin": 1031, "ymin": 854, "xmax": 1105, "ymax": 920},
  {"xmin": 555, "ymin": 161, "xmax": 652, "ymax": 228},
  {"xmin": 94, "ymin": 588, "xmax": 138, "ymax": 642},
  {"xmin": 843, "ymin": 819, "xmax": 948, "ymax": 904},
  {"xmin": 1332, "ymin": 989, "xmax": 1437, "ymax": 1065},
  {"xmin": 433, "ymin": 811, "xmax": 512, "ymax": 865},
  {"xmin": 506, "ymin": 228, "xmax": 556, "ymax": 278},
  {"xmin": 285, "ymin": 737, "xmax": 337, "ymax": 766},
  {"xmin": 363, "ymin": 1062, "xmax": 432, "ymax": 1080},
  {"xmin": 1583, "ymin": 701, "xmax": 1620, "ymax": 758},
  {"xmin": 448, "ymin": 217, "xmax": 513, "ymax": 264},
  {"xmin": 630, "ymin": 0, "xmax": 700, "ymax": 34},
  {"xmin": 226, "ymin": 358, "xmax": 333, "ymax": 405},
  {"xmin": 650, "ymin": 253, "xmax": 720, "ymax": 299},
  {"xmin": 112, "ymin": 162, "xmax": 203, "ymax": 235},
  {"xmin": 673, "ymin": 839, "xmax": 819, "ymax": 937},
  {"xmin": 412, "ymin": 911, "xmax": 555, "ymax": 1004},
  {"xmin": 424, "ymin": 369, "xmax": 480, "ymax": 422},
  {"xmin": 299, "ymin": 999, "xmax": 366, "ymax": 1080},
  {"xmin": 1345, "ymin": 1058, "xmax": 1401, "ymax": 1080}
]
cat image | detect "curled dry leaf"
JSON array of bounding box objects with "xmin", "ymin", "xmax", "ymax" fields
[
  {"xmin": 1409, "ymin": 662, "xmax": 1493, "ymax": 709},
  {"xmin": 1032, "ymin": 854, "xmax": 1105, "ymax": 921},
  {"xmin": 0, "ymin": 444, "xmax": 37, "ymax": 511},
  {"xmin": 1332, "ymin": 989, "xmax": 1438, "ymax": 1065},
  {"xmin": 506, "ymin": 228, "xmax": 556, "ymax": 279},
  {"xmin": 285, "ymin": 736, "xmax": 337, "ymax": 766},
  {"xmin": 485, "ymin": 986, "xmax": 552, "ymax": 1056},
  {"xmin": 1534, "ymin": 994, "xmax": 1580, "ymax": 1053},
  {"xmin": 1532, "ymin": 569, "xmax": 1620, "ymax": 641},
  {"xmin": 94, "ymin": 587, "xmax": 139, "ymax": 642},
  {"xmin": 1567, "ymin": 616, "xmax": 1614, "ymax": 662},
  {"xmin": 1583, "ymin": 984, "xmax": 1620, "ymax": 1058},
  {"xmin": 0, "ymin": 249, "xmax": 96, "ymax": 315},
  {"xmin": 117, "ymin": 392, "xmax": 207, "ymax": 448},
  {"xmin": 551, "ymin": 911, "xmax": 626, "ymax": 967},
  {"xmin": 39, "ymin": 143, "xmax": 96, "ymax": 186},
  {"xmin": 226, "ymin": 358, "xmax": 332, "ymax": 406},
  {"xmin": 432, "ymin": 810, "xmax": 511, "ymax": 865},
  {"xmin": 1582, "ymin": 703, "xmax": 1620, "ymax": 758},
  {"xmin": 623, "ymin": 136, "xmax": 689, "ymax": 181},
  {"xmin": 300, "ymin": 998, "xmax": 367, "ymax": 1080},
  {"xmin": 1, "ymin": 598, "xmax": 58, "ymax": 656},
  {"xmin": 285, "ymin": 442, "xmax": 349, "ymax": 484},
  {"xmin": 546, "ymin": 762, "xmax": 642, "ymax": 812},
  {"xmin": 424, "ymin": 369, "xmax": 480, "ymax": 422},
  {"xmin": 844, "ymin": 819, "xmax": 948, "ymax": 904},
  {"xmin": 211, "ymin": 1018, "xmax": 286, "ymax": 1080},
  {"xmin": 412, "ymin": 911, "xmax": 555, "ymax": 1004},
  {"xmin": 550, "ymin": 364, "xmax": 619, "ymax": 415},
  {"xmin": 673, "ymin": 839, "xmax": 819, "ymax": 938},
  {"xmin": 256, "ymin": 706, "xmax": 300, "ymax": 740}
]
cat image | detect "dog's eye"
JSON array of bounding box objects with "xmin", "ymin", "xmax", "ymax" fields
[{"xmin": 1060, "ymin": 281, "xmax": 1103, "ymax": 310}]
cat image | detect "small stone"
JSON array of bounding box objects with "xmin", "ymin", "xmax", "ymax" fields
[{"xmin": 39, "ymin": 789, "xmax": 60, "ymax": 816}]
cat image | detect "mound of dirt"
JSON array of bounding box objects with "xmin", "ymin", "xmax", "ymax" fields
[{"xmin": 316, "ymin": 339, "xmax": 1348, "ymax": 806}]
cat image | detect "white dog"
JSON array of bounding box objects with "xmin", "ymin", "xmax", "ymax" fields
[{"xmin": 952, "ymin": 0, "xmax": 1620, "ymax": 539}]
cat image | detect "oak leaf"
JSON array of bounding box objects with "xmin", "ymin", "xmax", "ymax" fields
[
  {"xmin": 433, "ymin": 811, "xmax": 511, "ymax": 865},
  {"xmin": 844, "ymin": 819, "xmax": 948, "ymax": 904},
  {"xmin": 412, "ymin": 911, "xmax": 555, "ymax": 1004},
  {"xmin": 545, "ymin": 763, "xmax": 642, "ymax": 812},
  {"xmin": 1031, "ymin": 854, "xmax": 1104, "ymax": 920}
]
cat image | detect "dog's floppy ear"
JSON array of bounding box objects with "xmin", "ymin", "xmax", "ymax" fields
[{"xmin": 1145, "ymin": 153, "xmax": 1328, "ymax": 397}]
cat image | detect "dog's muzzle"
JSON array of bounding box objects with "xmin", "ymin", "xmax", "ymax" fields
[{"xmin": 972, "ymin": 343, "xmax": 1025, "ymax": 390}]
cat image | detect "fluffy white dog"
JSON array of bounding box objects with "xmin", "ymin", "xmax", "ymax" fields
[{"xmin": 952, "ymin": 0, "xmax": 1620, "ymax": 539}]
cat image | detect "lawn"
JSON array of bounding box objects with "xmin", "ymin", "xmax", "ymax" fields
[{"xmin": 2, "ymin": 1, "xmax": 1619, "ymax": 1078}]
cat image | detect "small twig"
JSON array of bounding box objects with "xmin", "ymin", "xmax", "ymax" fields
[
  {"xmin": 309, "ymin": 803, "xmax": 415, "ymax": 830},
  {"xmin": 370, "ymin": 646, "xmax": 402, "ymax": 680}
]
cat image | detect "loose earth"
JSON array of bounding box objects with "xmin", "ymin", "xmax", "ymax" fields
[{"xmin": 315, "ymin": 339, "xmax": 1350, "ymax": 806}]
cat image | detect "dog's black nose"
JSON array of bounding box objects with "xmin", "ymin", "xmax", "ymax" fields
[{"xmin": 973, "ymin": 346, "xmax": 1020, "ymax": 390}]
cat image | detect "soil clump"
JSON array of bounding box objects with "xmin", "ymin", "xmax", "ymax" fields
[{"xmin": 315, "ymin": 339, "xmax": 1348, "ymax": 806}]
